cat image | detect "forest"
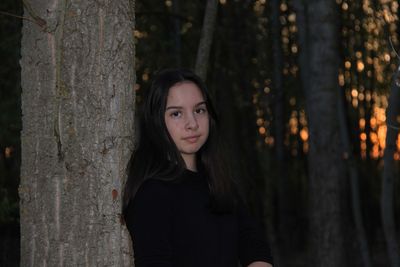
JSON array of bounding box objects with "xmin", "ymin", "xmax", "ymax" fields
[{"xmin": 0, "ymin": 0, "xmax": 400, "ymax": 266}]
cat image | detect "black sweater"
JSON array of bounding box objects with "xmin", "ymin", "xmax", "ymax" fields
[{"xmin": 125, "ymin": 170, "xmax": 273, "ymax": 267}]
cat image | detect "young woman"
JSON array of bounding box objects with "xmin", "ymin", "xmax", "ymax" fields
[{"xmin": 123, "ymin": 69, "xmax": 273, "ymax": 267}]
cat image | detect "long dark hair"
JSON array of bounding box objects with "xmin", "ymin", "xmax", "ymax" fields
[{"xmin": 123, "ymin": 69, "xmax": 238, "ymax": 214}]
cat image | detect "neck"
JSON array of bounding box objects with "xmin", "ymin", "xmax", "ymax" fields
[{"xmin": 182, "ymin": 154, "xmax": 197, "ymax": 172}]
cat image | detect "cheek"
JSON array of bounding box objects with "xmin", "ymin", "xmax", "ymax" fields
[{"xmin": 165, "ymin": 118, "xmax": 181, "ymax": 142}]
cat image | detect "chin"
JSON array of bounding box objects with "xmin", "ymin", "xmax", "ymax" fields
[
  {"xmin": 182, "ymin": 148, "xmax": 200, "ymax": 154},
  {"xmin": 181, "ymin": 145, "xmax": 202, "ymax": 154}
]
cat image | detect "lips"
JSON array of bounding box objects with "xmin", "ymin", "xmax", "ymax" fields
[{"xmin": 183, "ymin": 135, "xmax": 201, "ymax": 143}]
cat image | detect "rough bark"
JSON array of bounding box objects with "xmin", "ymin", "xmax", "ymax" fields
[
  {"xmin": 194, "ymin": 0, "xmax": 218, "ymax": 81},
  {"xmin": 19, "ymin": 0, "xmax": 135, "ymax": 266},
  {"xmin": 305, "ymin": 1, "xmax": 346, "ymax": 266},
  {"xmin": 381, "ymin": 63, "xmax": 400, "ymax": 267}
]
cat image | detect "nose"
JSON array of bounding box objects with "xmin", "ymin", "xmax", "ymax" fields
[{"xmin": 185, "ymin": 113, "xmax": 199, "ymax": 130}]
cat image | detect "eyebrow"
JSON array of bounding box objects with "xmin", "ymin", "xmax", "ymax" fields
[{"xmin": 165, "ymin": 101, "xmax": 207, "ymax": 110}]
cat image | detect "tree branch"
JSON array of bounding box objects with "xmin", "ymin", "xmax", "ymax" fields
[{"xmin": 22, "ymin": 0, "xmax": 47, "ymax": 28}]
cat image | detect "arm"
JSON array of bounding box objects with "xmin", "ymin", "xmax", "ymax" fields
[{"xmin": 125, "ymin": 180, "xmax": 174, "ymax": 267}]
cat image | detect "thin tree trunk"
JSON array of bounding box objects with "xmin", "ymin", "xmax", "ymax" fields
[
  {"xmin": 381, "ymin": 62, "xmax": 400, "ymax": 267},
  {"xmin": 171, "ymin": 0, "xmax": 182, "ymax": 67},
  {"xmin": 305, "ymin": 1, "xmax": 346, "ymax": 266},
  {"xmin": 270, "ymin": 0, "xmax": 288, "ymax": 264},
  {"xmin": 194, "ymin": 0, "xmax": 218, "ymax": 81},
  {"xmin": 293, "ymin": 0, "xmax": 310, "ymax": 92},
  {"xmin": 337, "ymin": 86, "xmax": 371, "ymax": 267},
  {"xmin": 19, "ymin": 0, "xmax": 135, "ymax": 266}
]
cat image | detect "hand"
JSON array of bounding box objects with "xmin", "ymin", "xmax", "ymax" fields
[{"xmin": 247, "ymin": 261, "xmax": 273, "ymax": 267}]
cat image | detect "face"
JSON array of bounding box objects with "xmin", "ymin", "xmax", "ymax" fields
[{"xmin": 164, "ymin": 81, "xmax": 210, "ymax": 167}]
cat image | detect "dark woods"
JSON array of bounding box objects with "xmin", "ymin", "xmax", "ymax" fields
[{"xmin": 135, "ymin": 1, "xmax": 399, "ymax": 266}]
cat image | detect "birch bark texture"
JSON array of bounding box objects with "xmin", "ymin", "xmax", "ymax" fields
[
  {"xmin": 19, "ymin": 0, "xmax": 135, "ymax": 266},
  {"xmin": 305, "ymin": 1, "xmax": 346, "ymax": 266}
]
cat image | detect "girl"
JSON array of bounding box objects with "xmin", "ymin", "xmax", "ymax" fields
[{"xmin": 123, "ymin": 69, "xmax": 273, "ymax": 267}]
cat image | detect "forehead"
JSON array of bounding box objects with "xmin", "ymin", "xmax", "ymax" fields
[{"xmin": 166, "ymin": 81, "xmax": 205, "ymax": 104}]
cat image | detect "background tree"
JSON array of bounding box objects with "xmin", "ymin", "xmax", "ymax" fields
[
  {"xmin": 381, "ymin": 54, "xmax": 400, "ymax": 267},
  {"xmin": 171, "ymin": 0, "xmax": 182, "ymax": 67},
  {"xmin": 19, "ymin": 0, "xmax": 135, "ymax": 265},
  {"xmin": 270, "ymin": 0, "xmax": 288, "ymax": 264},
  {"xmin": 303, "ymin": 1, "xmax": 346, "ymax": 266},
  {"xmin": 338, "ymin": 77, "xmax": 372, "ymax": 267},
  {"xmin": 195, "ymin": 0, "xmax": 218, "ymax": 80}
]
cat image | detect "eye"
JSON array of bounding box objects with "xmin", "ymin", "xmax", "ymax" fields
[
  {"xmin": 170, "ymin": 110, "xmax": 182, "ymax": 118},
  {"xmin": 195, "ymin": 107, "xmax": 207, "ymax": 114}
]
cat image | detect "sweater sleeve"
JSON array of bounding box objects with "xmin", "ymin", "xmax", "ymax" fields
[
  {"xmin": 237, "ymin": 202, "xmax": 273, "ymax": 267},
  {"xmin": 125, "ymin": 180, "xmax": 174, "ymax": 267}
]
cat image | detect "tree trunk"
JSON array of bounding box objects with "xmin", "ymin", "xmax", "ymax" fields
[
  {"xmin": 293, "ymin": 0, "xmax": 310, "ymax": 92},
  {"xmin": 270, "ymin": 0, "xmax": 288, "ymax": 264},
  {"xmin": 305, "ymin": 1, "xmax": 346, "ymax": 266},
  {"xmin": 381, "ymin": 64, "xmax": 400, "ymax": 267},
  {"xmin": 19, "ymin": 0, "xmax": 135, "ymax": 266},
  {"xmin": 171, "ymin": 0, "xmax": 182, "ymax": 67},
  {"xmin": 337, "ymin": 86, "xmax": 371, "ymax": 267},
  {"xmin": 194, "ymin": 0, "xmax": 218, "ymax": 81}
]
